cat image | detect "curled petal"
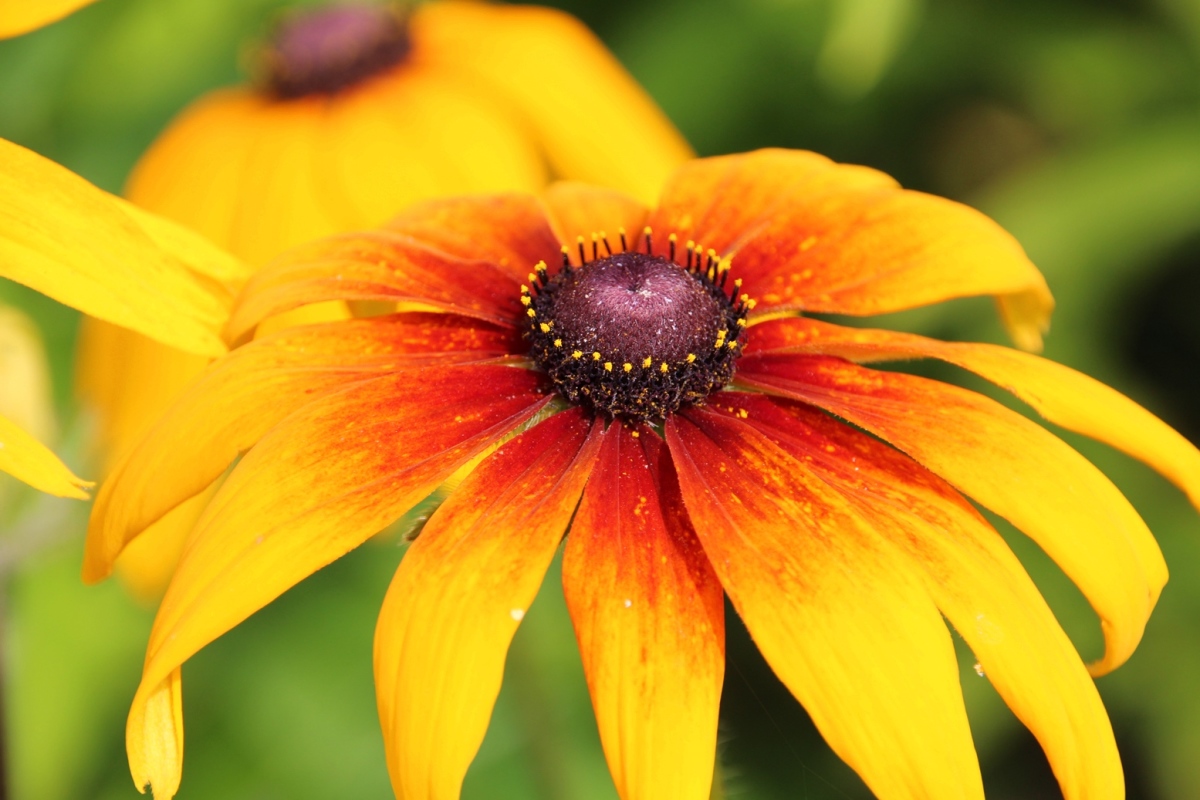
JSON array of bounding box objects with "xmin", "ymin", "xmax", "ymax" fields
[
  {"xmin": 666, "ymin": 409, "xmax": 983, "ymax": 800},
  {"xmin": 126, "ymin": 365, "xmax": 548, "ymax": 798},
  {"xmin": 650, "ymin": 150, "xmax": 1052, "ymax": 349},
  {"xmin": 0, "ymin": 139, "xmax": 246, "ymax": 355},
  {"xmin": 563, "ymin": 424, "xmax": 724, "ymax": 800},
  {"xmin": 736, "ymin": 355, "xmax": 1165, "ymax": 675},
  {"xmin": 87, "ymin": 316, "xmax": 518, "ymax": 581},
  {"xmin": 716, "ymin": 394, "xmax": 1122, "ymax": 800},
  {"xmin": 226, "ymin": 232, "xmax": 523, "ymax": 342},
  {"xmin": 415, "ymin": 1, "xmax": 693, "ymax": 204},
  {"xmin": 375, "ymin": 409, "xmax": 603, "ymax": 800},
  {"xmin": 748, "ymin": 316, "xmax": 1200, "ymax": 512},
  {"xmin": 0, "ymin": 414, "xmax": 90, "ymax": 498}
]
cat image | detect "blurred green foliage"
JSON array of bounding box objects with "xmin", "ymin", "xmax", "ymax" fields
[{"xmin": 4, "ymin": 0, "xmax": 1200, "ymax": 797}]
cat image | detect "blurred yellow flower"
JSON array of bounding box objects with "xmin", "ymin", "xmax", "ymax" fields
[{"xmin": 77, "ymin": 0, "xmax": 692, "ymax": 596}]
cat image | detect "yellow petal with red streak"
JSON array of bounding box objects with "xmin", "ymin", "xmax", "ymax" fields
[
  {"xmin": 666, "ymin": 409, "xmax": 983, "ymax": 800},
  {"xmin": 375, "ymin": 409, "xmax": 603, "ymax": 800},
  {"xmin": 736, "ymin": 355, "xmax": 1164, "ymax": 675},
  {"xmin": 563, "ymin": 424, "xmax": 723, "ymax": 800},
  {"xmin": 87, "ymin": 316, "xmax": 517, "ymax": 581},
  {"xmin": 126, "ymin": 365, "xmax": 548, "ymax": 798},
  {"xmin": 650, "ymin": 150, "xmax": 1052, "ymax": 349},
  {"xmin": 719, "ymin": 394, "xmax": 1122, "ymax": 800},
  {"xmin": 749, "ymin": 316, "xmax": 1200, "ymax": 513}
]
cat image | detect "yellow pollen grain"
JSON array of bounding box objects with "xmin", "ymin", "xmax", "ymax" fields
[
  {"xmin": 686, "ymin": 353, "xmax": 697, "ymax": 364},
  {"xmin": 745, "ymin": 298, "xmax": 758, "ymax": 309},
  {"xmin": 554, "ymin": 339, "xmax": 562, "ymax": 347},
  {"xmin": 643, "ymin": 226, "xmax": 652, "ymax": 237},
  {"xmin": 521, "ymin": 296, "xmax": 531, "ymax": 306},
  {"xmin": 527, "ymin": 309, "xmax": 537, "ymax": 318},
  {"xmin": 642, "ymin": 356, "xmax": 653, "ymax": 368},
  {"xmin": 734, "ymin": 278, "xmax": 743, "ymax": 288},
  {"xmin": 528, "ymin": 273, "xmax": 538, "ymax": 283},
  {"xmin": 572, "ymin": 350, "xmax": 583, "ymax": 359},
  {"xmin": 736, "ymin": 318, "xmax": 747, "ymax": 327},
  {"xmin": 535, "ymin": 260, "xmax": 547, "ymax": 272},
  {"xmin": 737, "ymin": 408, "xmax": 749, "ymax": 419},
  {"xmin": 592, "ymin": 352, "xmax": 602, "ymax": 360},
  {"xmin": 660, "ymin": 362, "xmax": 669, "ymax": 373},
  {"xmin": 727, "ymin": 340, "xmax": 738, "ymax": 349},
  {"xmin": 631, "ymin": 430, "xmax": 640, "ymax": 438},
  {"xmin": 604, "ymin": 362, "xmax": 613, "ymax": 372},
  {"xmin": 623, "ymin": 363, "xmax": 633, "ymax": 372}
]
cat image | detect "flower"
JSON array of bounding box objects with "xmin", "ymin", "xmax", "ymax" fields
[
  {"xmin": 88, "ymin": 149, "xmax": 1200, "ymax": 800},
  {"xmin": 0, "ymin": 0, "xmax": 96, "ymax": 39},
  {"xmin": 0, "ymin": 136, "xmax": 249, "ymax": 496},
  {"xmin": 76, "ymin": 0, "xmax": 692, "ymax": 595}
]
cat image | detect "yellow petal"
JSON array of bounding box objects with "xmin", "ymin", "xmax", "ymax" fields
[
  {"xmin": 725, "ymin": 394, "xmax": 1123, "ymax": 800},
  {"xmin": 737, "ymin": 355, "xmax": 1165, "ymax": 675},
  {"xmin": 126, "ymin": 668, "xmax": 183, "ymax": 799},
  {"xmin": 748, "ymin": 316, "xmax": 1200, "ymax": 513},
  {"xmin": 375, "ymin": 409, "xmax": 603, "ymax": 799},
  {"xmin": 563, "ymin": 423, "xmax": 723, "ymax": 800},
  {"xmin": 0, "ymin": 413, "xmax": 90, "ymax": 498},
  {"xmin": 0, "ymin": 0, "xmax": 95, "ymax": 38},
  {"xmin": 0, "ymin": 138, "xmax": 244, "ymax": 356},
  {"xmin": 415, "ymin": 1, "xmax": 693, "ymax": 204},
  {"xmin": 666, "ymin": 409, "xmax": 984, "ymax": 800}
]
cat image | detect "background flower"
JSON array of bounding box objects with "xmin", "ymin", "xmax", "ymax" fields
[{"xmin": 6, "ymin": 0, "xmax": 1200, "ymax": 798}]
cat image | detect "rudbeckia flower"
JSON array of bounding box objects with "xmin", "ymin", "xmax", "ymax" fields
[
  {"xmin": 0, "ymin": 0, "xmax": 96, "ymax": 39},
  {"xmin": 0, "ymin": 137, "xmax": 248, "ymax": 498},
  {"xmin": 77, "ymin": 0, "xmax": 691, "ymax": 594},
  {"xmin": 89, "ymin": 149, "xmax": 1200, "ymax": 800}
]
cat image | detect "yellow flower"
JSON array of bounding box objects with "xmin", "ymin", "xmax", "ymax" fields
[
  {"xmin": 0, "ymin": 0, "xmax": 96, "ymax": 39},
  {"xmin": 89, "ymin": 151, "xmax": 1200, "ymax": 800},
  {"xmin": 0, "ymin": 137, "xmax": 250, "ymax": 496},
  {"xmin": 75, "ymin": 0, "xmax": 692, "ymax": 594}
]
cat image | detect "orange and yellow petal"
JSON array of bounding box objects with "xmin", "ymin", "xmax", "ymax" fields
[
  {"xmin": 650, "ymin": 150, "xmax": 1053, "ymax": 349},
  {"xmin": 541, "ymin": 183, "xmax": 649, "ymax": 257},
  {"xmin": 563, "ymin": 423, "xmax": 723, "ymax": 800},
  {"xmin": 748, "ymin": 316, "xmax": 1200, "ymax": 511},
  {"xmin": 722, "ymin": 394, "xmax": 1123, "ymax": 799},
  {"xmin": 414, "ymin": 1, "xmax": 692, "ymax": 205},
  {"xmin": 86, "ymin": 315, "xmax": 517, "ymax": 581},
  {"xmin": 226, "ymin": 230, "xmax": 526, "ymax": 343},
  {"xmin": 665, "ymin": 408, "xmax": 983, "ymax": 800},
  {"xmin": 126, "ymin": 364, "xmax": 548, "ymax": 798},
  {"xmin": 0, "ymin": 139, "xmax": 245, "ymax": 356},
  {"xmin": 0, "ymin": 413, "xmax": 90, "ymax": 498},
  {"xmin": 374, "ymin": 408, "xmax": 603, "ymax": 800},
  {"xmin": 736, "ymin": 355, "xmax": 1165, "ymax": 675},
  {"xmin": 0, "ymin": 0, "xmax": 95, "ymax": 38}
]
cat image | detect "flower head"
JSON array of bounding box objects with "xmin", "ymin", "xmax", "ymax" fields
[{"xmin": 89, "ymin": 149, "xmax": 1200, "ymax": 800}]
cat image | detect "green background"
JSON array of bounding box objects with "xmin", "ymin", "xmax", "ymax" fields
[{"xmin": 3, "ymin": 0, "xmax": 1200, "ymax": 797}]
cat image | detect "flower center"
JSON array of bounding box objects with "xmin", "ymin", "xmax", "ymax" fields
[
  {"xmin": 264, "ymin": 3, "xmax": 411, "ymax": 98},
  {"xmin": 524, "ymin": 231, "xmax": 750, "ymax": 422}
]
